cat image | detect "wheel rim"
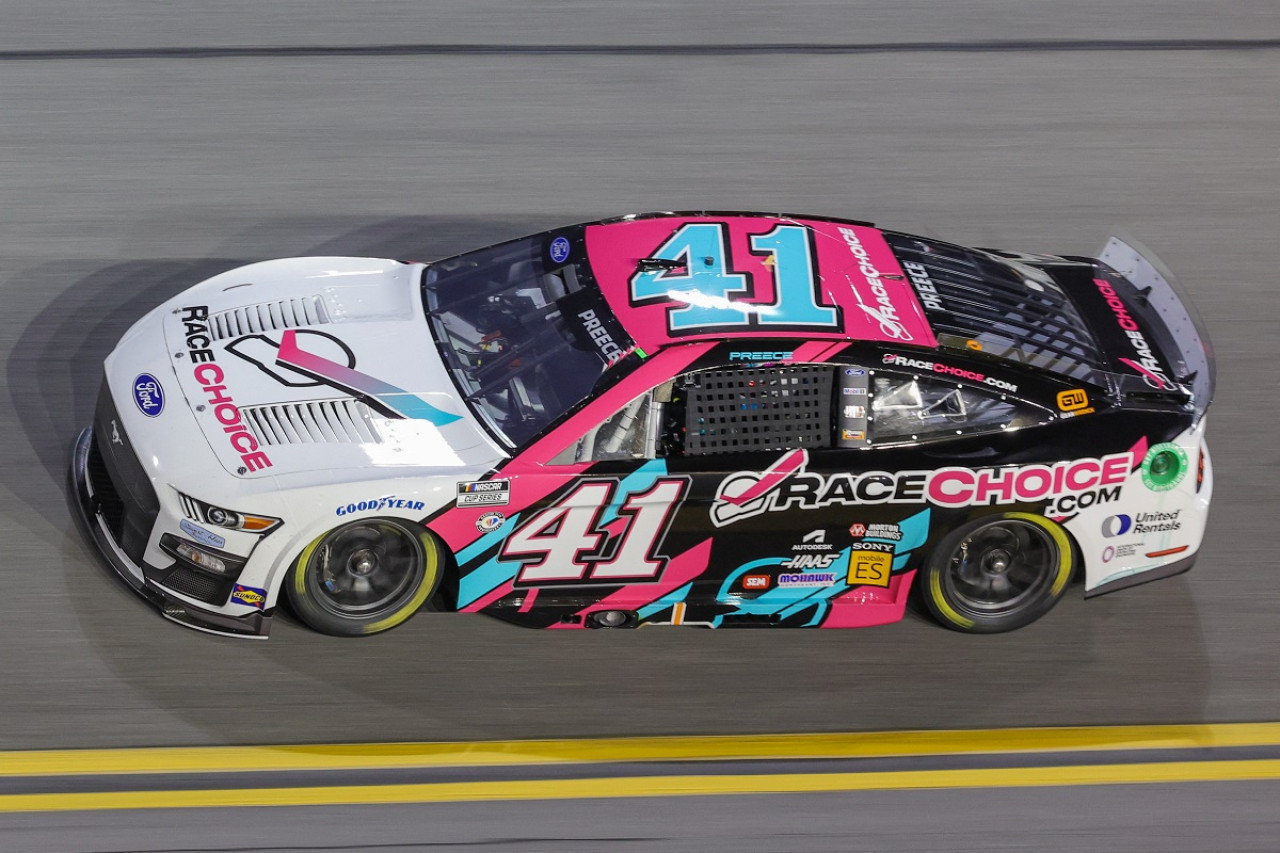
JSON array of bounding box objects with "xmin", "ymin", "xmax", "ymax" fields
[
  {"xmin": 942, "ymin": 519, "xmax": 1059, "ymax": 616},
  {"xmin": 308, "ymin": 521, "xmax": 425, "ymax": 618}
]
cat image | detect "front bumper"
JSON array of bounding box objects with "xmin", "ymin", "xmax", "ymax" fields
[{"xmin": 70, "ymin": 426, "xmax": 271, "ymax": 639}]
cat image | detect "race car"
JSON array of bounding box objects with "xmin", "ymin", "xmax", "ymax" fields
[{"xmin": 71, "ymin": 212, "xmax": 1215, "ymax": 639}]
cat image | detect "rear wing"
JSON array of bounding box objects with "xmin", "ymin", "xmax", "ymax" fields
[{"xmin": 1097, "ymin": 235, "xmax": 1216, "ymax": 421}]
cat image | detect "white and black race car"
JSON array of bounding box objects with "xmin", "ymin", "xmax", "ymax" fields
[{"xmin": 72, "ymin": 213, "xmax": 1214, "ymax": 638}]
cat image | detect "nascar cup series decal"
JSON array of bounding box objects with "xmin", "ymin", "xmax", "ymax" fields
[
  {"xmin": 710, "ymin": 447, "xmax": 1132, "ymax": 526},
  {"xmin": 457, "ymin": 479, "xmax": 511, "ymax": 507}
]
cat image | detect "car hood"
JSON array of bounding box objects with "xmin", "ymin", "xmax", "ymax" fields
[{"xmin": 160, "ymin": 256, "xmax": 503, "ymax": 480}]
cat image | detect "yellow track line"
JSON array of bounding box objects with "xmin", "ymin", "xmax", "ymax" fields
[
  {"xmin": 1, "ymin": 759, "xmax": 1279, "ymax": 813},
  {"xmin": 2, "ymin": 722, "xmax": 1279, "ymax": 777}
]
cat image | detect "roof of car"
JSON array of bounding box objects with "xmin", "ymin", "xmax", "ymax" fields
[{"xmin": 583, "ymin": 213, "xmax": 938, "ymax": 356}]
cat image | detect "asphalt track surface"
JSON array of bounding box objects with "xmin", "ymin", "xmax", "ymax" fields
[{"xmin": 1, "ymin": 1, "xmax": 1279, "ymax": 848}]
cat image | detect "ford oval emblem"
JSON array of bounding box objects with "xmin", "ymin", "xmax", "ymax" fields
[{"xmin": 132, "ymin": 373, "xmax": 165, "ymax": 417}]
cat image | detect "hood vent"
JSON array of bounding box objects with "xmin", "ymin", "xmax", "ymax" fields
[
  {"xmin": 210, "ymin": 297, "xmax": 329, "ymax": 340},
  {"xmin": 241, "ymin": 399, "xmax": 381, "ymax": 446}
]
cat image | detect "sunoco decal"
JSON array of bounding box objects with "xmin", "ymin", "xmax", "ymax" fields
[
  {"xmin": 457, "ymin": 479, "xmax": 511, "ymax": 507},
  {"xmin": 230, "ymin": 584, "xmax": 267, "ymax": 610},
  {"xmin": 711, "ymin": 448, "xmax": 1131, "ymax": 526},
  {"xmin": 132, "ymin": 374, "xmax": 165, "ymax": 417}
]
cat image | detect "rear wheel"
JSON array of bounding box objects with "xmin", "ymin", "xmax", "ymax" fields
[
  {"xmin": 923, "ymin": 512, "xmax": 1073, "ymax": 633},
  {"xmin": 287, "ymin": 518, "xmax": 443, "ymax": 637}
]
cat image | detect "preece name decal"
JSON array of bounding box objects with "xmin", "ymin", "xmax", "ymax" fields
[
  {"xmin": 902, "ymin": 261, "xmax": 943, "ymax": 312},
  {"xmin": 839, "ymin": 227, "xmax": 913, "ymax": 341},
  {"xmin": 711, "ymin": 448, "xmax": 1130, "ymax": 526},
  {"xmin": 1093, "ymin": 278, "xmax": 1172, "ymax": 389},
  {"xmin": 576, "ymin": 309, "xmax": 624, "ymax": 364},
  {"xmin": 881, "ymin": 353, "xmax": 1018, "ymax": 393},
  {"xmin": 180, "ymin": 307, "xmax": 273, "ymax": 473}
]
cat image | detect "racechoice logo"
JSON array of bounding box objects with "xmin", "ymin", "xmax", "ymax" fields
[{"xmin": 710, "ymin": 448, "xmax": 1132, "ymax": 527}]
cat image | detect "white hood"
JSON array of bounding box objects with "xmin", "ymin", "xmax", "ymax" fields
[{"xmin": 159, "ymin": 257, "xmax": 502, "ymax": 479}]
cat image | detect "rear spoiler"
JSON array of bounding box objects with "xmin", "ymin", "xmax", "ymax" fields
[{"xmin": 1096, "ymin": 235, "xmax": 1216, "ymax": 422}]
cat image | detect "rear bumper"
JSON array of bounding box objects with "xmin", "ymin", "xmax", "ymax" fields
[{"xmin": 70, "ymin": 426, "xmax": 271, "ymax": 639}]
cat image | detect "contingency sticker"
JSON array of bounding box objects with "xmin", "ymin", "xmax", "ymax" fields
[{"xmin": 457, "ymin": 479, "xmax": 511, "ymax": 507}]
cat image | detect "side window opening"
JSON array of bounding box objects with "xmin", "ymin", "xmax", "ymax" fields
[
  {"xmin": 553, "ymin": 381, "xmax": 671, "ymax": 464},
  {"xmin": 680, "ymin": 365, "xmax": 833, "ymax": 456},
  {"xmin": 869, "ymin": 373, "xmax": 1046, "ymax": 444}
]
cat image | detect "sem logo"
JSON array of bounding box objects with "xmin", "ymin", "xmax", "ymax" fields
[
  {"xmin": 132, "ymin": 374, "xmax": 165, "ymax": 417},
  {"xmin": 742, "ymin": 574, "xmax": 771, "ymax": 590}
]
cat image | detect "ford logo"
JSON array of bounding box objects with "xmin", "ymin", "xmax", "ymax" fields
[{"xmin": 132, "ymin": 373, "xmax": 165, "ymax": 417}]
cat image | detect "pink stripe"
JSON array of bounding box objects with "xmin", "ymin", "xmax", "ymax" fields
[
  {"xmin": 1128, "ymin": 436, "xmax": 1149, "ymax": 471},
  {"xmin": 788, "ymin": 341, "xmax": 849, "ymax": 363},
  {"xmin": 721, "ymin": 449, "xmax": 807, "ymax": 507},
  {"xmin": 517, "ymin": 588, "xmax": 539, "ymax": 613},
  {"xmin": 820, "ymin": 570, "xmax": 917, "ymax": 628}
]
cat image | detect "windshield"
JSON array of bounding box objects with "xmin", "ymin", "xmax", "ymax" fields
[{"xmin": 422, "ymin": 235, "xmax": 633, "ymax": 448}]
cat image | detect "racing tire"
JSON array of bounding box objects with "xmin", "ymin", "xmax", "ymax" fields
[
  {"xmin": 922, "ymin": 512, "xmax": 1073, "ymax": 634},
  {"xmin": 286, "ymin": 518, "xmax": 444, "ymax": 637}
]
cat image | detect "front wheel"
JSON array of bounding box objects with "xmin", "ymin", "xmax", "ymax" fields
[
  {"xmin": 286, "ymin": 518, "xmax": 444, "ymax": 637},
  {"xmin": 923, "ymin": 512, "xmax": 1073, "ymax": 634}
]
